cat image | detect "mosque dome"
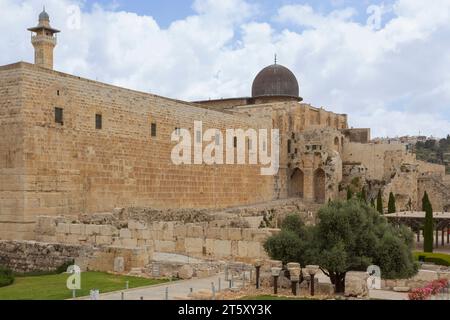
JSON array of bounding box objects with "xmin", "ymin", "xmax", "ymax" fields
[
  {"xmin": 39, "ymin": 9, "xmax": 50, "ymax": 21},
  {"xmin": 251, "ymin": 63, "xmax": 300, "ymax": 99}
]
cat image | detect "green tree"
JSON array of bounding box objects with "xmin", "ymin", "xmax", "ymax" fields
[
  {"xmin": 346, "ymin": 188, "xmax": 353, "ymax": 200},
  {"xmin": 370, "ymin": 198, "xmax": 376, "ymax": 208},
  {"xmin": 264, "ymin": 200, "xmax": 418, "ymax": 293},
  {"xmin": 422, "ymin": 191, "xmax": 434, "ymax": 253},
  {"xmin": 388, "ymin": 192, "xmax": 396, "ymax": 213},
  {"xmin": 376, "ymin": 190, "xmax": 383, "ymax": 214}
]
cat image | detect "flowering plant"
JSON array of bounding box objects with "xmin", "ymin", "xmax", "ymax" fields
[{"xmin": 408, "ymin": 278, "xmax": 449, "ymax": 300}]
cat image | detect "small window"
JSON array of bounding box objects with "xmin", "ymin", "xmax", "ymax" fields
[
  {"xmin": 57, "ymin": 90, "xmax": 60, "ymax": 96},
  {"xmin": 55, "ymin": 107, "xmax": 63, "ymax": 125},
  {"xmin": 95, "ymin": 114, "xmax": 102, "ymax": 130},
  {"xmin": 234, "ymin": 137, "xmax": 238, "ymax": 148},
  {"xmin": 288, "ymin": 140, "xmax": 292, "ymax": 154},
  {"xmin": 151, "ymin": 123, "xmax": 157, "ymax": 137},
  {"xmin": 248, "ymin": 139, "xmax": 252, "ymax": 151}
]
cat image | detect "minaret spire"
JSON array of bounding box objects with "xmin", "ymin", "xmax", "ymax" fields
[{"xmin": 274, "ymin": 54, "xmax": 277, "ymax": 65}]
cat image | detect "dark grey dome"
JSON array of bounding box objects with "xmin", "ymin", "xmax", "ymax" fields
[
  {"xmin": 252, "ymin": 64, "xmax": 299, "ymax": 98},
  {"xmin": 39, "ymin": 9, "xmax": 50, "ymax": 21}
]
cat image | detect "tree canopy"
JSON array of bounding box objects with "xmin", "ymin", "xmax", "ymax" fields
[{"xmin": 264, "ymin": 200, "xmax": 418, "ymax": 293}]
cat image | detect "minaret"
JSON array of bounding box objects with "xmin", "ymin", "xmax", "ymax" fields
[{"xmin": 27, "ymin": 7, "xmax": 60, "ymax": 69}]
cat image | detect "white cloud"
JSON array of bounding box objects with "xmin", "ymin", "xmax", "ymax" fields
[{"xmin": 0, "ymin": 0, "xmax": 449, "ymax": 137}]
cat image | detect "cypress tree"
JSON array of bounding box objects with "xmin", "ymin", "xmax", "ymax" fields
[
  {"xmin": 376, "ymin": 190, "xmax": 383, "ymax": 214},
  {"xmin": 361, "ymin": 186, "xmax": 367, "ymax": 203},
  {"xmin": 347, "ymin": 188, "xmax": 353, "ymax": 200},
  {"xmin": 388, "ymin": 192, "xmax": 396, "ymax": 213},
  {"xmin": 422, "ymin": 191, "xmax": 434, "ymax": 253}
]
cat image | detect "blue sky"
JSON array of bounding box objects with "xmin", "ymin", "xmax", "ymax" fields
[
  {"xmin": 1, "ymin": 0, "xmax": 449, "ymax": 137},
  {"xmin": 88, "ymin": 0, "xmax": 397, "ymax": 28}
]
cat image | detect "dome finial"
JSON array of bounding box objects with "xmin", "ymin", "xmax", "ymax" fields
[{"xmin": 274, "ymin": 53, "xmax": 277, "ymax": 65}]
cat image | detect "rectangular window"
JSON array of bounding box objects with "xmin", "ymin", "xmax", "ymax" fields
[
  {"xmin": 151, "ymin": 123, "xmax": 157, "ymax": 137},
  {"xmin": 288, "ymin": 140, "xmax": 292, "ymax": 154},
  {"xmin": 95, "ymin": 114, "xmax": 102, "ymax": 130},
  {"xmin": 55, "ymin": 107, "xmax": 63, "ymax": 125},
  {"xmin": 234, "ymin": 137, "xmax": 238, "ymax": 148}
]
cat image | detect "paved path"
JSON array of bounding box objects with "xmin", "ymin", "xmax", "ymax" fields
[
  {"xmin": 369, "ymin": 290, "xmax": 408, "ymax": 300},
  {"xmin": 78, "ymin": 274, "xmax": 228, "ymax": 300}
]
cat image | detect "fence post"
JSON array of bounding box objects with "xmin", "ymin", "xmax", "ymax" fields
[{"xmin": 165, "ymin": 287, "xmax": 169, "ymax": 300}]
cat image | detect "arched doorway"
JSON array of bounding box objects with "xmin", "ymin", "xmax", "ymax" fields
[
  {"xmin": 314, "ymin": 168, "xmax": 326, "ymax": 204},
  {"xmin": 289, "ymin": 168, "xmax": 304, "ymax": 198}
]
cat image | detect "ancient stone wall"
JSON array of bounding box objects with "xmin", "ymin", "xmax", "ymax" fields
[
  {"xmin": 35, "ymin": 215, "xmax": 278, "ymax": 263},
  {"xmin": 0, "ymin": 62, "xmax": 276, "ymax": 240},
  {"xmin": 342, "ymin": 142, "xmax": 410, "ymax": 181},
  {"xmin": 0, "ymin": 240, "xmax": 91, "ymax": 273},
  {"xmin": 0, "ymin": 65, "xmax": 31, "ymax": 240}
]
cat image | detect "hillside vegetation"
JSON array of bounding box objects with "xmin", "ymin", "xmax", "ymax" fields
[{"xmin": 415, "ymin": 135, "xmax": 450, "ymax": 174}]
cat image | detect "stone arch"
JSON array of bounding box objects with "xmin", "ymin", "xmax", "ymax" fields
[
  {"xmin": 289, "ymin": 168, "xmax": 304, "ymax": 198},
  {"xmin": 314, "ymin": 168, "xmax": 326, "ymax": 204}
]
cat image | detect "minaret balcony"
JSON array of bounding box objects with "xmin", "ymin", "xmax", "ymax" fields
[{"xmin": 31, "ymin": 34, "xmax": 57, "ymax": 46}]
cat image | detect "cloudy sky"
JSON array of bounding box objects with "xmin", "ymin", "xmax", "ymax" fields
[{"xmin": 1, "ymin": 0, "xmax": 449, "ymax": 138}]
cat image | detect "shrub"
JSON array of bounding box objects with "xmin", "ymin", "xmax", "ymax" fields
[
  {"xmin": 0, "ymin": 267, "xmax": 14, "ymax": 288},
  {"xmin": 413, "ymin": 252, "xmax": 450, "ymax": 266}
]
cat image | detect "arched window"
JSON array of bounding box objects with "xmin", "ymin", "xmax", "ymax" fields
[{"xmin": 289, "ymin": 168, "xmax": 304, "ymax": 198}]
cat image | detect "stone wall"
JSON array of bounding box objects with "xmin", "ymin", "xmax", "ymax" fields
[
  {"xmin": 0, "ymin": 64, "xmax": 30, "ymax": 240},
  {"xmin": 35, "ymin": 215, "xmax": 279, "ymax": 263},
  {"xmin": 342, "ymin": 142, "xmax": 410, "ymax": 181},
  {"xmin": 0, "ymin": 240, "xmax": 91, "ymax": 273},
  {"xmin": 0, "ymin": 62, "xmax": 276, "ymax": 240}
]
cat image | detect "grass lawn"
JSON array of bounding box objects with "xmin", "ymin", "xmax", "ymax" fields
[{"xmin": 0, "ymin": 272, "xmax": 169, "ymax": 300}]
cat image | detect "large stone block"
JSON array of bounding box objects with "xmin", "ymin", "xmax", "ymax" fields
[
  {"xmin": 228, "ymin": 228, "xmax": 243, "ymax": 241},
  {"xmin": 119, "ymin": 228, "xmax": 132, "ymax": 239},
  {"xmin": 214, "ymin": 240, "xmax": 232, "ymax": 257},
  {"xmin": 121, "ymin": 238, "xmax": 138, "ymax": 248},
  {"xmin": 56, "ymin": 223, "xmax": 70, "ymax": 234},
  {"xmin": 129, "ymin": 220, "xmax": 147, "ymax": 230},
  {"xmin": 114, "ymin": 257, "xmax": 125, "ymax": 273},
  {"xmin": 174, "ymin": 225, "xmax": 187, "ymax": 238},
  {"xmin": 136, "ymin": 229, "xmax": 151, "ymax": 240},
  {"xmin": 185, "ymin": 237, "xmax": 204, "ymax": 254},
  {"xmin": 186, "ymin": 225, "xmax": 204, "ymax": 238},
  {"xmin": 154, "ymin": 240, "xmax": 176, "ymax": 253},
  {"xmin": 69, "ymin": 224, "xmax": 85, "ymax": 235},
  {"xmin": 99, "ymin": 225, "xmax": 116, "ymax": 236},
  {"xmin": 95, "ymin": 235, "xmax": 112, "ymax": 246},
  {"xmin": 345, "ymin": 272, "xmax": 369, "ymax": 298},
  {"xmin": 85, "ymin": 224, "xmax": 100, "ymax": 236}
]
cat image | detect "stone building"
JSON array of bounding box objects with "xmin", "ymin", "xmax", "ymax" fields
[{"xmin": 0, "ymin": 10, "xmax": 449, "ymax": 241}]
